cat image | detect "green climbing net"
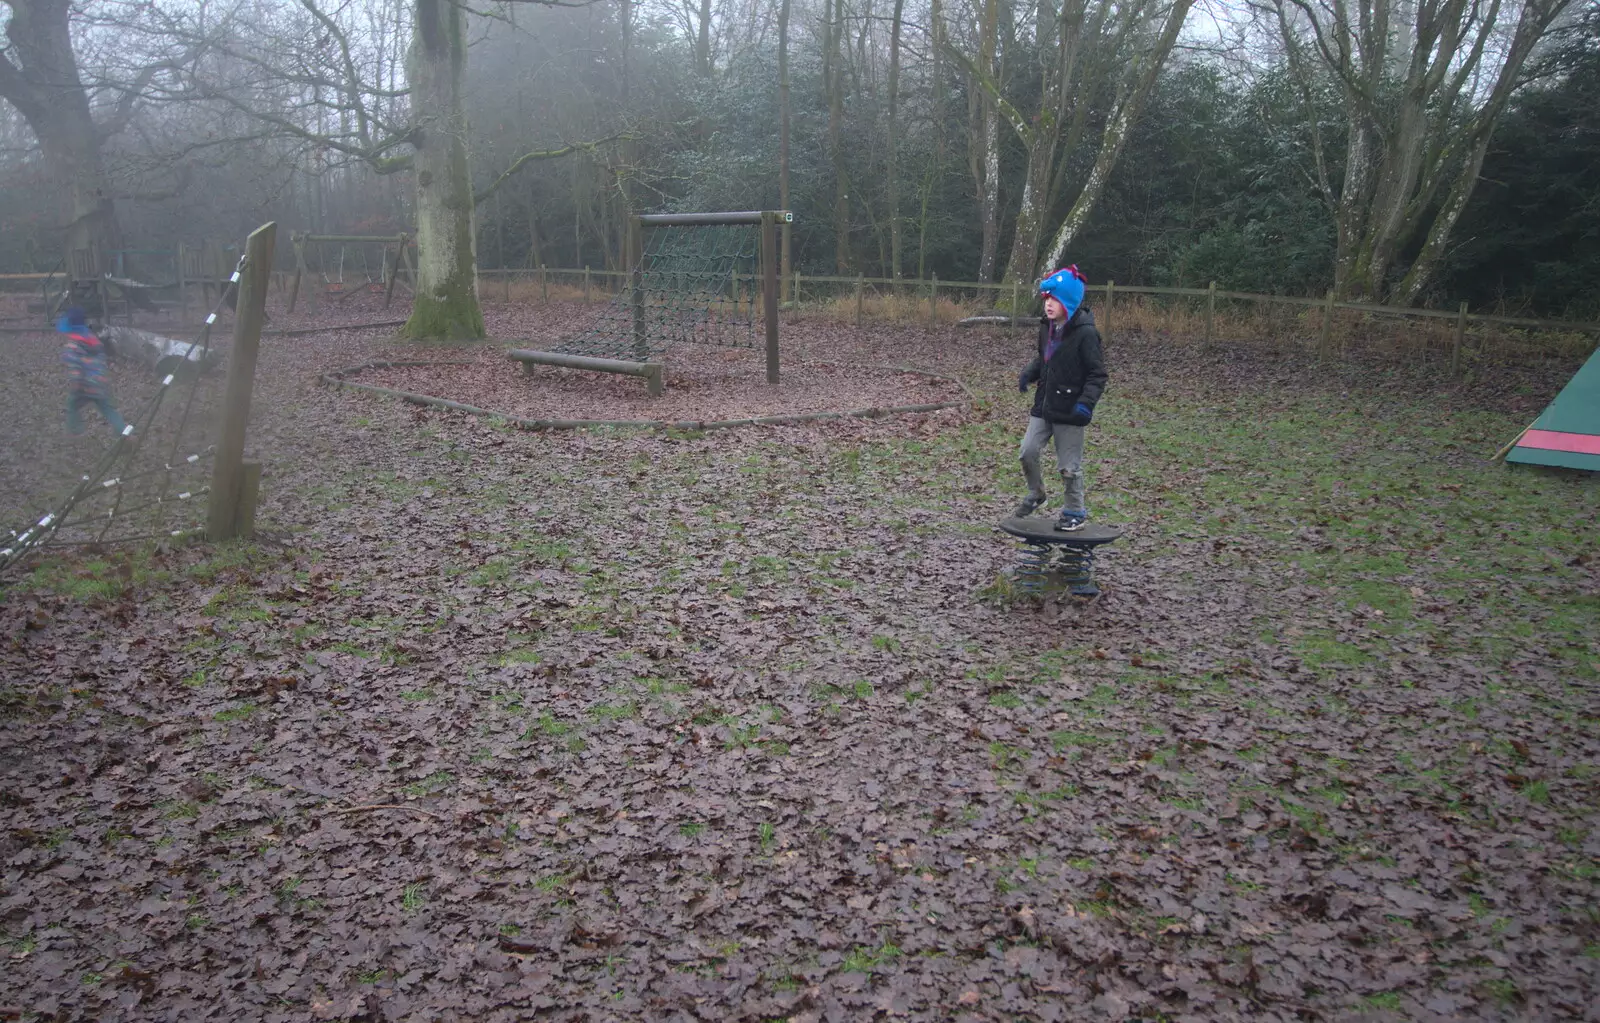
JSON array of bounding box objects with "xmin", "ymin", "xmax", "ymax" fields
[{"xmin": 555, "ymin": 223, "xmax": 761, "ymax": 360}]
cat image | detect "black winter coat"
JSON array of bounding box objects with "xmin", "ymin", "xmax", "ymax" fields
[{"xmin": 1019, "ymin": 307, "xmax": 1107, "ymax": 425}]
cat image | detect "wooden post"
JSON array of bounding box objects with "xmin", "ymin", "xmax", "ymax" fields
[
  {"xmin": 382, "ymin": 237, "xmax": 400, "ymax": 309},
  {"xmin": 855, "ymin": 274, "xmax": 864, "ymax": 326},
  {"xmin": 1451, "ymin": 300, "xmax": 1468, "ymax": 377},
  {"xmin": 794, "ymin": 272, "xmax": 802, "ymax": 306},
  {"xmin": 306, "ymin": 237, "xmax": 322, "ymax": 313},
  {"xmin": 1204, "ymin": 280, "xmax": 1217, "ymax": 345},
  {"xmin": 1104, "ymin": 280, "xmax": 1114, "ymax": 335},
  {"xmin": 539, "ymin": 264, "xmax": 548, "ymax": 302},
  {"xmin": 502, "ymin": 266, "xmax": 511, "ymax": 302},
  {"xmin": 177, "ymin": 241, "xmax": 190, "ymax": 324},
  {"xmin": 207, "ymin": 222, "xmax": 275, "ymax": 542},
  {"xmin": 397, "ymin": 237, "xmax": 416, "ymax": 290},
  {"xmin": 1319, "ymin": 288, "xmax": 1335, "ymax": 361},
  {"xmin": 632, "ymin": 264, "xmax": 646, "ymax": 361},
  {"xmin": 236, "ymin": 462, "xmax": 261, "ymax": 539},
  {"xmin": 929, "ymin": 273, "xmax": 938, "ymax": 324},
  {"xmin": 762, "ymin": 210, "xmax": 780, "ymax": 384},
  {"xmin": 584, "ymin": 265, "xmax": 591, "ymax": 303},
  {"xmin": 1010, "ymin": 278, "xmax": 1020, "ymax": 319}
]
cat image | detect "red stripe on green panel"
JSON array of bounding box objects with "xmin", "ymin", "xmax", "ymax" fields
[{"xmin": 1518, "ymin": 429, "xmax": 1600, "ymax": 455}]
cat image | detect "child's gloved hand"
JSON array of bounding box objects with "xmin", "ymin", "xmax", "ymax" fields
[
  {"xmin": 1073, "ymin": 402, "xmax": 1093, "ymax": 423},
  {"xmin": 1018, "ymin": 371, "xmax": 1031, "ymax": 393}
]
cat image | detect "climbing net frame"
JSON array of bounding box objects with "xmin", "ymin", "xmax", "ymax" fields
[
  {"xmin": 551, "ymin": 211, "xmax": 788, "ymax": 383},
  {"xmin": 0, "ymin": 255, "xmax": 249, "ymax": 580}
]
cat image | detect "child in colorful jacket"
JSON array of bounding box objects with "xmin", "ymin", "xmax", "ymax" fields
[
  {"xmin": 60, "ymin": 307, "xmax": 128, "ymax": 436},
  {"xmin": 1014, "ymin": 265, "xmax": 1107, "ymax": 530}
]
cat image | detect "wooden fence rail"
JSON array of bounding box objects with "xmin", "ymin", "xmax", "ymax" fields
[{"xmin": 474, "ymin": 267, "xmax": 1600, "ymax": 340}]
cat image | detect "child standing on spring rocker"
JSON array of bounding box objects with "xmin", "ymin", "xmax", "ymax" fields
[
  {"xmin": 1014, "ymin": 265, "xmax": 1106, "ymax": 531},
  {"xmin": 59, "ymin": 306, "xmax": 128, "ymax": 438}
]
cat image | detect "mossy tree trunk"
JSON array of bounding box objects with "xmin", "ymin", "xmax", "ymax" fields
[{"xmin": 402, "ymin": 0, "xmax": 485, "ymax": 341}]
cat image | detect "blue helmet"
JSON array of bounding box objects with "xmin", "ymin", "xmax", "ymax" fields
[{"xmin": 1038, "ymin": 265, "xmax": 1086, "ymax": 318}]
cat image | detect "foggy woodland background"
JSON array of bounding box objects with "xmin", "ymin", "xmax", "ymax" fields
[{"xmin": 1, "ymin": 0, "xmax": 1596, "ymax": 318}]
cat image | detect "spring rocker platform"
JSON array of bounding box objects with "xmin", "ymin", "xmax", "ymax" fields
[{"xmin": 997, "ymin": 516, "xmax": 1122, "ymax": 597}]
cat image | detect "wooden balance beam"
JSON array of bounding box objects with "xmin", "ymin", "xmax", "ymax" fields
[{"xmin": 508, "ymin": 348, "xmax": 664, "ymax": 397}]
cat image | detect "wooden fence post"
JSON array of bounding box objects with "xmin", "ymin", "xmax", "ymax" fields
[
  {"xmin": 855, "ymin": 274, "xmax": 864, "ymax": 326},
  {"xmin": 1104, "ymin": 279, "xmax": 1114, "ymax": 335},
  {"xmin": 632, "ymin": 264, "xmax": 646, "ymax": 361},
  {"xmin": 177, "ymin": 241, "xmax": 190, "ymax": 324},
  {"xmin": 540, "ymin": 264, "xmax": 548, "ymax": 302},
  {"xmin": 1010, "ymin": 278, "xmax": 1020, "ymax": 318},
  {"xmin": 762, "ymin": 211, "xmax": 780, "ymax": 384},
  {"xmin": 502, "ymin": 266, "xmax": 511, "ymax": 302},
  {"xmin": 929, "ymin": 273, "xmax": 938, "ymax": 325},
  {"xmin": 794, "ymin": 272, "xmax": 802, "ymax": 306},
  {"xmin": 1205, "ymin": 280, "xmax": 1216, "ymax": 345},
  {"xmin": 584, "ymin": 265, "xmax": 591, "ymax": 303},
  {"xmin": 207, "ymin": 222, "xmax": 275, "ymax": 542},
  {"xmin": 383, "ymin": 235, "xmax": 402, "ymax": 309},
  {"xmin": 1451, "ymin": 300, "xmax": 1468, "ymax": 376},
  {"xmin": 1319, "ymin": 289, "xmax": 1335, "ymax": 361},
  {"xmin": 288, "ymin": 234, "xmax": 307, "ymax": 314}
]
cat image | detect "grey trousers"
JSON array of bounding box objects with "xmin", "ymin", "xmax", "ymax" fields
[{"xmin": 1018, "ymin": 416, "xmax": 1087, "ymax": 512}]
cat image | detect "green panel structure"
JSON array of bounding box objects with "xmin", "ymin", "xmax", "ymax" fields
[{"xmin": 1506, "ymin": 343, "xmax": 1600, "ymax": 472}]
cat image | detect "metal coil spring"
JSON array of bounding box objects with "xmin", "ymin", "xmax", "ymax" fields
[
  {"xmin": 1054, "ymin": 544, "xmax": 1095, "ymax": 587},
  {"xmin": 1012, "ymin": 541, "xmax": 1097, "ymax": 596},
  {"xmin": 1013, "ymin": 542, "xmax": 1055, "ymax": 595}
]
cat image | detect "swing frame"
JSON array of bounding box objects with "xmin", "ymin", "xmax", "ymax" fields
[{"xmin": 286, "ymin": 232, "xmax": 416, "ymax": 313}]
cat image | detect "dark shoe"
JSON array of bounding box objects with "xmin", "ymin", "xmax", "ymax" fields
[
  {"xmin": 1013, "ymin": 494, "xmax": 1047, "ymax": 517},
  {"xmin": 1055, "ymin": 510, "xmax": 1088, "ymax": 532}
]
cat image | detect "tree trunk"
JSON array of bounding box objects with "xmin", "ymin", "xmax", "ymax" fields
[
  {"xmin": 886, "ymin": 0, "xmax": 906, "ymax": 279},
  {"xmin": 1038, "ymin": 91, "xmax": 1139, "ymax": 271},
  {"xmin": 973, "ymin": 0, "xmax": 1002, "ymax": 283},
  {"xmin": 779, "ymin": 0, "xmax": 793, "ymax": 299},
  {"xmin": 827, "ymin": 0, "xmax": 850, "ymax": 273},
  {"xmin": 0, "ymin": 0, "xmax": 122, "ymax": 266},
  {"xmin": 694, "ymin": 0, "xmax": 714, "ymax": 76},
  {"xmin": 402, "ymin": 0, "xmax": 486, "ymax": 340}
]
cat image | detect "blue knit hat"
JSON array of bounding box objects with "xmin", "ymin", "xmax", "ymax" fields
[
  {"xmin": 65, "ymin": 306, "xmax": 88, "ymax": 327},
  {"xmin": 1038, "ymin": 265, "xmax": 1086, "ymax": 318}
]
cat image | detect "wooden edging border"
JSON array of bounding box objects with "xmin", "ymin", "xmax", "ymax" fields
[
  {"xmin": 319, "ymin": 357, "xmax": 973, "ymax": 432},
  {"xmin": 267, "ymin": 319, "xmax": 411, "ymax": 337},
  {"xmin": 0, "ymin": 317, "xmax": 411, "ymax": 338}
]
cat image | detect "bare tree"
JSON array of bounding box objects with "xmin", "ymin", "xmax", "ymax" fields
[
  {"xmin": 0, "ymin": 0, "xmax": 180, "ymax": 264},
  {"xmin": 947, "ymin": 0, "xmax": 1192, "ymax": 287},
  {"xmin": 1269, "ymin": 0, "xmax": 1576, "ymax": 303},
  {"xmin": 171, "ymin": 0, "xmax": 620, "ymax": 339}
]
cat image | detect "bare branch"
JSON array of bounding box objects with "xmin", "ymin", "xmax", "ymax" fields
[{"xmin": 473, "ymin": 131, "xmax": 634, "ymax": 204}]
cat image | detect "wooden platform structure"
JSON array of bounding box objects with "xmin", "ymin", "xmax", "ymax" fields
[{"xmin": 40, "ymin": 243, "xmax": 240, "ymax": 326}]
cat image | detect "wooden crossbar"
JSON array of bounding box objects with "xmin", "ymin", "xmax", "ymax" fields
[{"xmin": 508, "ymin": 348, "xmax": 663, "ymax": 396}]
